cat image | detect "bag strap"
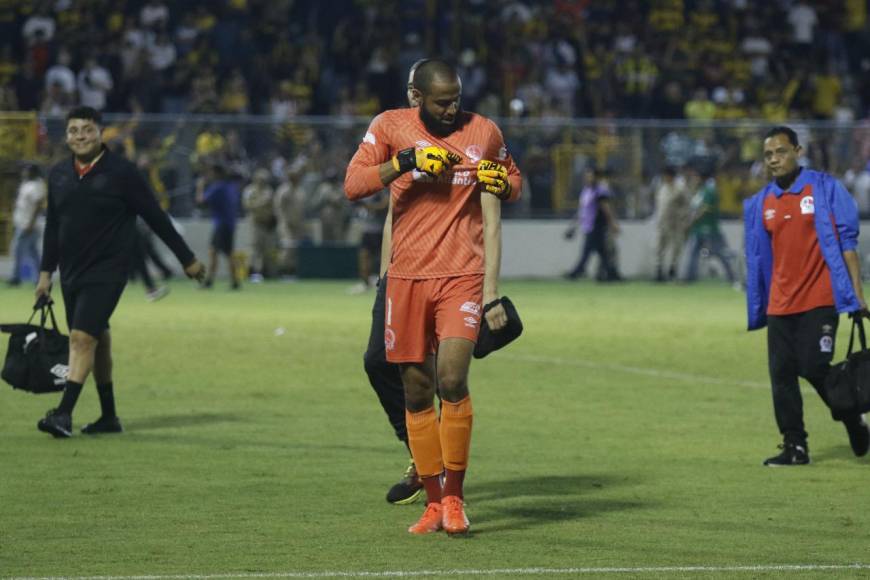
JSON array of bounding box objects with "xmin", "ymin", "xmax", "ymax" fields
[
  {"xmin": 37, "ymin": 303, "xmax": 61, "ymax": 334},
  {"xmin": 848, "ymin": 317, "xmax": 868, "ymax": 355}
]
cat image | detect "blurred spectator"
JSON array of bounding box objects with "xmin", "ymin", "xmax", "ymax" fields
[
  {"xmin": 140, "ymin": 0, "xmax": 170, "ymax": 30},
  {"xmin": 7, "ymin": 165, "xmax": 46, "ymax": 286},
  {"xmin": 242, "ymin": 168, "xmax": 278, "ymax": 280},
  {"xmin": 653, "ymin": 166, "xmax": 691, "ymax": 282},
  {"xmin": 218, "ymin": 70, "xmax": 250, "ymax": 114},
  {"xmin": 274, "ymin": 166, "xmax": 307, "ymax": 275},
  {"xmin": 683, "ymin": 166, "xmax": 737, "ymax": 285},
  {"xmin": 564, "ymin": 167, "xmax": 622, "ymax": 282},
  {"xmin": 21, "ymin": 9, "xmax": 55, "ymax": 45},
  {"xmin": 147, "ymin": 31, "xmax": 177, "ymax": 73},
  {"xmin": 313, "ymin": 169, "xmax": 348, "ymax": 243},
  {"xmin": 44, "ymin": 48, "xmax": 76, "ymax": 99},
  {"xmin": 788, "ymin": 1, "xmax": 818, "ymax": 47},
  {"xmin": 77, "ymin": 56, "xmax": 114, "ymax": 111},
  {"xmin": 41, "ymin": 80, "xmax": 75, "ymax": 115},
  {"xmin": 197, "ymin": 164, "xmax": 242, "ymax": 290}
]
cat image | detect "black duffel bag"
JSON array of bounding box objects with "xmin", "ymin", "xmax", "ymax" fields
[
  {"xmin": 824, "ymin": 317, "xmax": 870, "ymax": 415},
  {"xmin": 1, "ymin": 299, "xmax": 69, "ymax": 393}
]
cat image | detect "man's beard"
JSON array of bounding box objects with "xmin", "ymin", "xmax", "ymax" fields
[
  {"xmin": 419, "ymin": 107, "xmax": 457, "ymax": 136},
  {"xmin": 775, "ymin": 166, "xmax": 802, "ymax": 190}
]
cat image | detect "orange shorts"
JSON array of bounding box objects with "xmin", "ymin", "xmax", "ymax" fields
[{"xmin": 384, "ymin": 274, "xmax": 484, "ymax": 363}]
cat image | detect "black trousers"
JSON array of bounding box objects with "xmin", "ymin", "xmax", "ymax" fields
[
  {"xmin": 569, "ymin": 223, "xmax": 619, "ymax": 280},
  {"xmin": 363, "ymin": 276, "xmax": 407, "ymax": 443},
  {"xmin": 767, "ymin": 306, "xmax": 857, "ymax": 444}
]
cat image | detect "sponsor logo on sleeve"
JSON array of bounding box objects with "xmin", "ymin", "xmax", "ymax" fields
[
  {"xmin": 497, "ymin": 146, "xmax": 508, "ymax": 161},
  {"xmin": 363, "ymin": 132, "xmax": 376, "ymax": 145}
]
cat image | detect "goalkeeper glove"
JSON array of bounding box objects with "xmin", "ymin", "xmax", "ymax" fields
[
  {"xmin": 392, "ymin": 146, "xmax": 461, "ymax": 177},
  {"xmin": 477, "ymin": 160, "xmax": 511, "ymax": 200}
]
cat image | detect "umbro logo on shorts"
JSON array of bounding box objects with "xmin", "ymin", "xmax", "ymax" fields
[
  {"xmin": 459, "ymin": 302, "xmax": 481, "ymax": 316},
  {"xmin": 463, "ymin": 316, "xmax": 478, "ymax": 328}
]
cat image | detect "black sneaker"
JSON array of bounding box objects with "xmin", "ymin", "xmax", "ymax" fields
[
  {"xmin": 386, "ymin": 459, "xmax": 424, "ymax": 505},
  {"xmin": 81, "ymin": 415, "xmax": 123, "ymax": 435},
  {"xmin": 763, "ymin": 442, "xmax": 810, "ymax": 466},
  {"xmin": 845, "ymin": 417, "xmax": 870, "ymax": 457},
  {"xmin": 37, "ymin": 408, "xmax": 72, "ymax": 438}
]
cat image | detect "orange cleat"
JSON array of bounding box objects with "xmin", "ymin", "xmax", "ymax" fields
[
  {"xmin": 408, "ymin": 502, "xmax": 443, "ymax": 535},
  {"xmin": 441, "ymin": 495, "xmax": 470, "ymax": 535}
]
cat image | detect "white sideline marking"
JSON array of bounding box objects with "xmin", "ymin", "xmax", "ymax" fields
[
  {"xmin": 288, "ymin": 331, "xmax": 798, "ymax": 394},
  {"xmin": 8, "ymin": 563, "xmax": 870, "ymax": 579},
  {"xmin": 511, "ymin": 353, "xmax": 818, "ymax": 395}
]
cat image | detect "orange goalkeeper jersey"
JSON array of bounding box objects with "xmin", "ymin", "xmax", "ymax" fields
[{"xmin": 345, "ymin": 108, "xmax": 522, "ymax": 279}]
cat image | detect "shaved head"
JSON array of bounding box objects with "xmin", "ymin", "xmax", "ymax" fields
[{"xmin": 412, "ymin": 59, "xmax": 460, "ymax": 94}]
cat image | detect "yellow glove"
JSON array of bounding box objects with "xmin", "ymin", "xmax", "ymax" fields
[
  {"xmin": 477, "ymin": 160, "xmax": 511, "ymax": 199},
  {"xmin": 392, "ymin": 146, "xmax": 461, "ymax": 177}
]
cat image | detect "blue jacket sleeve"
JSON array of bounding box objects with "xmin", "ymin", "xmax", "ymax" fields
[
  {"xmin": 828, "ymin": 177, "xmax": 859, "ymax": 252},
  {"xmin": 743, "ymin": 192, "xmax": 768, "ymax": 330}
]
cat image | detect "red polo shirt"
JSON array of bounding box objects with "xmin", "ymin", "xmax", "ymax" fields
[{"xmin": 763, "ymin": 185, "xmax": 834, "ymax": 315}]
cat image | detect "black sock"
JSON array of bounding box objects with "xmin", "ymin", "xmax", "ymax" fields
[
  {"xmin": 96, "ymin": 382, "xmax": 116, "ymax": 418},
  {"xmin": 58, "ymin": 381, "xmax": 84, "ymax": 415}
]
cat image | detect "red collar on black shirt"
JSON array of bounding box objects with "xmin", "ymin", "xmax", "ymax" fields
[{"xmin": 74, "ymin": 149, "xmax": 106, "ymax": 178}]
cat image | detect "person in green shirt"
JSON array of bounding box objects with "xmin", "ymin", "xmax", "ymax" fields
[{"xmin": 684, "ymin": 165, "xmax": 737, "ymax": 284}]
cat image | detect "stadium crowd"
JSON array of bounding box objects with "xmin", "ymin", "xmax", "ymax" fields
[{"xmin": 1, "ymin": 0, "xmax": 869, "ymax": 121}]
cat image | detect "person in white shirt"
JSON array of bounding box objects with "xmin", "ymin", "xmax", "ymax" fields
[
  {"xmin": 77, "ymin": 57, "xmax": 114, "ymax": 111},
  {"xmin": 8, "ymin": 165, "xmax": 47, "ymax": 285}
]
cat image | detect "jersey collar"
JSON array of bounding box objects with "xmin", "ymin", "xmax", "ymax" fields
[{"xmin": 771, "ymin": 167, "xmax": 811, "ymax": 197}]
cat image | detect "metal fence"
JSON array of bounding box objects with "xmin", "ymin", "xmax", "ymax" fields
[{"xmin": 3, "ymin": 113, "xmax": 870, "ymax": 224}]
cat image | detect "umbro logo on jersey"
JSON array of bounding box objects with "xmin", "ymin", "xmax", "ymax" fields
[
  {"xmin": 764, "ymin": 209, "xmax": 776, "ymax": 220},
  {"xmin": 460, "ymin": 301, "xmax": 481, "ymax": 316}
]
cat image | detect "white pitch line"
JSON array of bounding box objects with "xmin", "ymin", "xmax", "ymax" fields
[
  {"xmin": 7, "ymin": 563, "xmax": 870, "ymax": 579},
  {"xmin": 509, "ymin": 353, "xmax": 821, "ymax": 395}
]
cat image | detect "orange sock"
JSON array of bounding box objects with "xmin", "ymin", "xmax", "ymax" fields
[
  {"xmin": 440, "ymin": 396, "xmax": 473, "ymax": 472},
  {"xmin": 405, "ymin": 407, "xmax": 443, "ymax": 481}
]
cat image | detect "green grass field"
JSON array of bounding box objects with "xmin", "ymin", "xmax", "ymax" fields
[{"xmin": 1, "ymin": 280, "xmax": 869, "ymax": 579}]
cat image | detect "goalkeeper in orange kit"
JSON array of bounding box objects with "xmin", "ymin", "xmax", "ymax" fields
[{"xmin": 346, "ymin": 59, "xmax": 521, "ymax": 535}]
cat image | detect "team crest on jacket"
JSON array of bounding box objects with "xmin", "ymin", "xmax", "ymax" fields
[
  {"xmin": 820, "ymin": 336, "xmax": 833, "ymax": 353},
  {"xmin": 465, "ymin": 145, "xmax": 482, "ymax": 163},
  {"xmin": 800, "ymin": 196, "xmax": 814, "ymax": 215}
]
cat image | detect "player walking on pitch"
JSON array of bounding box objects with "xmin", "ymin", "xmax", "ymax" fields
[{"xmin": 345, "ymin": 59, "xmax": 521, "ymax": 535}]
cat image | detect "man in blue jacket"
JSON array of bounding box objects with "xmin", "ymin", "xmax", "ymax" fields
[{"xmin": 744, "ymin": 126, "xmax": 870, "ymax": 466}]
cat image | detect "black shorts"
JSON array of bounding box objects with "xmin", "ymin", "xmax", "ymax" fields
[
  {"xmin": 211, "ymin": 224, "xmax": 235, "ymax": 256},
  {"xmin": 61, "ymin": 283, "xmax": 126, "ymax": 338},
  {"xmin": 360, "ymin": 231, "xmax": 382, "ymax": 254}
]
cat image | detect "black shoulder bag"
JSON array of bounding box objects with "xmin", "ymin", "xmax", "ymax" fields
[
  {"xmin": 824, "ymin": 317, "xmax": 870, "ymax": 415},
  {"xmin": 1, "ymin": 300, "xmax": 69, "ymax": 393}
]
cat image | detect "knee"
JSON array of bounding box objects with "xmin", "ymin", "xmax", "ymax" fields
[
  {"xmin": 438, "ymin": 373, "xmax": 468, "ymax": 402},
  {"xmin": 404, "ymin": 378, "xmax": 435, "ymax": 412},
  {"xmin": 69, "ymin": 330, "xmax": 98, "ymax": 354}
]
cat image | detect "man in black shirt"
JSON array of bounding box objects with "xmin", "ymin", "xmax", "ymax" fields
[{"xmin": 35, "ymin": 106, "xmax": 205, "ymax": 438}]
